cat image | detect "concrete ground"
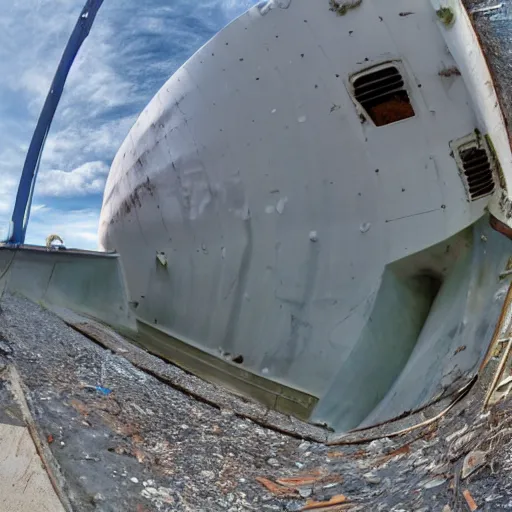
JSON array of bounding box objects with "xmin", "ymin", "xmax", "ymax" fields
[
  {"xmin": 0, "ymin": 368, "xmax": 65, "ymax": 512},
  {"xmin": 0, "ymin": 293, "xmax": 511, "ymax": 511}
]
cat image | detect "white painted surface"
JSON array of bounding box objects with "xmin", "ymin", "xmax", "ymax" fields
[
  {"xmin": 429, "ymin": 0, "xmax": 512, "ymax": 226},
  {"xmin": 99, "ymin": 0, "xmax": 510, "ymax": 428},
  {"xmin": 0, "ymin": 423, "xmax": 65, "ymax": 512}
]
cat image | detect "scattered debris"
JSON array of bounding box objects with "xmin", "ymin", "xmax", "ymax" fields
[
  {"xmin": 328, "ymin": 0, "xmax": 362, "ymax": 16},
  {"xmin": 423, "ymin": 477, "xmax": 447, "ymax": 489},
  {"xmin": 439, "ymin": 67, "xmax": 461, "ymax": 78},
  {"xmin": 81, "ymin": 383, "xmax": 112, "ymax": 396},
  {"xmin": 463, "ymin": 488, "xmax": 478, "ymax": 511},
  {"xmin": 367, "ymin": 438, "xmax": 394, "ymax": 454},
  {"xmin": 256, "ymin": 477, "xmax": 300, "ymax": 498},
  {"xmin": 2, "ymin": 294, "xmax": 512, "ymax": 510},
  {"xmin": 484, "ymin": 336, "xmax": 512, "ymax": 408},
  {"xmin": 462, "ymin": 450, "xmax": 487, "ymax": 479},
  {"xmin": 276, "ymin": 473, "xmax": 326, "ymax": 487},
  {"xmin": 363, "ymin": 471, "xmax": 381, "ymax": 484},
  {"xmin": 470, "ymin": 3, "xmax": 503, "ymax": 15},
  {"xmin": 376, "ymin": 442, "xmax": 411, "ymax": 465},
  {"xmin": 448, "ymin": 430, "xmax": 479, "ymax": 461},
  {"xmin": 140, "ymin": 486, "xmax": 175, "ymax": 507},
  {"xmin": 301, "ymin": 494, "xmax": 348, "ymax": 510},
  {"xmin": 489, "ymin": 375, "xmax": 512, "ymax": 405},
  {"xmin": 0, "ymin": 339, "xmax": 13, "ymax": 356},
  {"xmin": 446, "ymin": 424, "xmax": 468, "ymax": 443}
]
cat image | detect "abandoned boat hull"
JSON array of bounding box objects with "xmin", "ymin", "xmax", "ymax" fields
[{"xmin": 97, "ymin": 0, "xmax": 512, "ymax": 430}]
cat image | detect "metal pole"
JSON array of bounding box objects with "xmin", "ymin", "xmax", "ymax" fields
[{"xmin": 6, "ymin": 0, "xmax": 105, "ymax": 245}]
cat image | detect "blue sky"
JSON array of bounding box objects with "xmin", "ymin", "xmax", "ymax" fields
[{"xmin": 0, "ymin": 0, "xmax": 254, "ymax": 249}]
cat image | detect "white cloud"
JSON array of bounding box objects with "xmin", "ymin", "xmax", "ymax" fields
[
  {"xmin": 27, "ymin": 207, "xmax": 100, "ymax": 250},
  {"xmin": 0, "ymin": 180, "xmax": 16, "ymax": 215},
  {"xmin": 37, "ymin": 161, "xmax": 109, "ymax": 197},
  {"xmin": 0, "ymin": 0, "xmax": 255, "ymax": 248}
]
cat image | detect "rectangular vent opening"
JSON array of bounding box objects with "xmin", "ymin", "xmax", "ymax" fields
[
  {"xmin": 352, "ymin": 65, "xmax": 414, "ymax": 126},
  {"xmin": 459, "ymin": 147, "xmax": 494, "ymax": 200}
]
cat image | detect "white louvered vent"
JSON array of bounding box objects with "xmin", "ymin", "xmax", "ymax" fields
[
  {"xmin": 451, "ymin": 134, "xmax": 496, "ymax": 202},
  {"xmin": 351, "ymin": 63, "xmax": 414, "ymax": 126}
]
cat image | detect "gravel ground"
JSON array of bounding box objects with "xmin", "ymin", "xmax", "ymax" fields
[{"xmin": 0, "ymin": 293, "xmax": 512, "ymax": 511}]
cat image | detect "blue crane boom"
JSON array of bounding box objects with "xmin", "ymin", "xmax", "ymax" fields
[{"xmin": 7, "ymin": 0, "xmax": 105, "ymax": 245}]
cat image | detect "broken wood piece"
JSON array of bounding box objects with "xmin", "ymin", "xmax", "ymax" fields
[
  {"xmin": 256, "ymin": 477, "xmax": 300, "ymax": 498},
  {"xmin": 489, "ymin": 376, "xmax": 512, "ymax": 405},
  {"xmin": 301, "ymin": 494, "xmax": 348, "ymax": 510},
  {"xmin": 480, "ymin": 282, "xmax": 512, "ymax": 371},
  {"xmin": 376, "ymin": 443, "xmax": 411, "ymax": 466},
  {"xmin": 305, "ymin": 506, "xmax": 355, "ymax": 512},
  {"xmin": 276, "ymin": 474, "xmax": 326, "ymax": 487},
  {"xmin": 483, "ymin": 336, "xmax": 512, "ymax": 409},
  {"xmin": 463, "ymin": 489, "xmax": 478, "ymax": 511}
]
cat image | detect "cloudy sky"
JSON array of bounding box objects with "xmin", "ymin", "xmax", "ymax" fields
[{"xmin": 0, "ymin": 0, "xmax": 254, "ymax": 249}]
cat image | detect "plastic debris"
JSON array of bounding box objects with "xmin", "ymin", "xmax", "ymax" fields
[
  {"xmin": 81, "ymin": 384, "xmax": 112, "ymax": 396},
  {"xmin": 96, "ymin": 386, "xmax": 112, "ymax": 396}
]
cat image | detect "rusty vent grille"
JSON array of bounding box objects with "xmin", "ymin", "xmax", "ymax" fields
[
  {"xmin": 459, "ymin": 147, "xmax": 494, "ymax": 200},
  {"xmin": 353, "ymin": 65, "xmax": 414, "ymax": 126}
]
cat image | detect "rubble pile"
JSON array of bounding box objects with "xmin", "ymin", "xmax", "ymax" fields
[{"xmin": 0, "ymin": 294, "xmax": 511, "ymax": 511}]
